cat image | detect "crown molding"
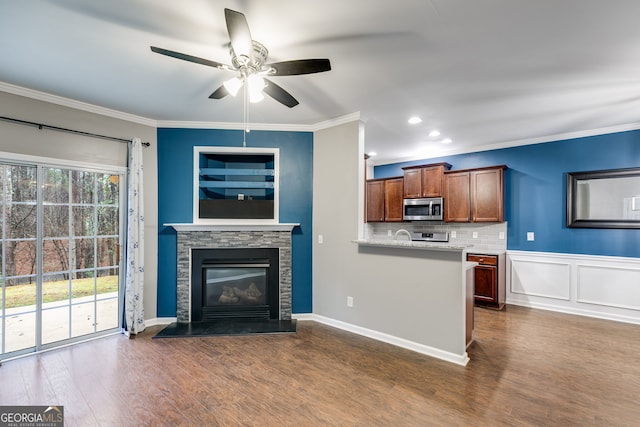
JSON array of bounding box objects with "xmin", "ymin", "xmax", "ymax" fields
[
  {"xmin": 374, "ymin": 121, "xmax": 640, "ymax": 166},
  {"xmin": 2, "ymin": 82, "xmax": 362, "ymax": 134},
  {"xmin": 311, "ymin": 111, "xmax": 361, "ymax": 131},
  {"xmin": 0, "ymin": 81, "xmax": 157, "ymax": 127},
  {"xmin": 157, "ymin": 111, "xmax": 361, "ymax": 131},
  {"xmin": 155, "ymin": 120, "xmax": 313, "ymax": 131}
]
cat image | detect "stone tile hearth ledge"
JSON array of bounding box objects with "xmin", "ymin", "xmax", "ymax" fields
[{"xmin": 165, "ymin": 223, "xmax": 300, "ymax": 232}]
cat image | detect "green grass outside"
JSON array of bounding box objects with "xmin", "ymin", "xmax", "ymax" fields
[{"xmin": 2, "ymin": 276, "xmax": 118, "ymax": 309}]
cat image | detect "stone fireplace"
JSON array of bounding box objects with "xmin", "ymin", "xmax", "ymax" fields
[{"xmin": 170, "ymin": 224, "xmax": 296, "ymax": 323}]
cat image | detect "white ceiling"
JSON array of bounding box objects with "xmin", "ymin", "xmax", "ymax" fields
[{"xmin": 1, "ymin": 0, "xmax": 640, "ymax": 165}]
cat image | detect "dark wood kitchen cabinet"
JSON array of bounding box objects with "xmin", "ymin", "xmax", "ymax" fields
[
  {"xmin": 366, "ymin": 179, "xmax": 385, "ymax": 222},
  {"xmin": 467, "ymin": 252, "xmax": 506, "ymax": 310},
  {"xmin": 366, "ymin": 177, "xmax": 404, "ymax": 222},
  {"xmin": 444, "ymin": 165, "xmax": 506, "ymax": 223},
  {"xmin": 402, "ymin": 162, "xmax": 451, "ymax": 198},
  {"xmin": 443, "ymin": 171, "xmax": 471, "ymax": 222}
]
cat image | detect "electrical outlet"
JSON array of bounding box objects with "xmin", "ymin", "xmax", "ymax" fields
[
  {"xmin": 451, "ymin": 231, "xmax": 456, "ymax": 238},
  {"xmin": 472, "ymin": 232, "xmax": 478, "ymax": 239},
  {"xmin": 527, "ymin": 232, "xmax": 535, "ymax": 241},
  {"xmin": 347, "ymin": 296, "xmax": 354, "ymax": 307},
  {"xmin": 387, "ymin": 230, "xmax": 392, "ymax": 237},
  {"xmin": 318, "ymin": 234, "xmax": 324, "ymax": 244},
  {"xmin": 499, "ymin": 232, "xmax": 505, "ymax": 240}
]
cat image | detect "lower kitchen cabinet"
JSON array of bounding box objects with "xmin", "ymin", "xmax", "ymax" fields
[{"xmin": 467, "ymin": 252, "xmax": 506, "ymax": 310}]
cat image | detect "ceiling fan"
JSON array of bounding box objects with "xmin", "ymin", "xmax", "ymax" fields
[{"xmin": 150, "ymin": 8, "xmax": 331, "ymax": 108}]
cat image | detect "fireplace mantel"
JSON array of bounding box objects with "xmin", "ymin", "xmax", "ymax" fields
[{"xmin": 165, "ymin": 223, "xmax": 299, "ymax": 232}]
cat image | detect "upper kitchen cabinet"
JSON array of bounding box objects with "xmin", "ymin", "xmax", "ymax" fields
[
  {"xmin": 444, "ymin": 165, "xmax": 507, "ymax": 223},
  {"xmin": 402, "ymin": 163, "xmax": 452, "ymax": 198},
  {"xmin": 366, "ymin": 177, "xmax": 404, "ymax": 222},
  {"xmin": 366, "ymin": 179, "xmax": 385, "ymax": 222},
  {"xmin": 444, "ymin": 171, "xmax": 471, "ymax": 222}
]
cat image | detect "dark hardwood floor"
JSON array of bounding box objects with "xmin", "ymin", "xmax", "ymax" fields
[{"xmin": 1, "ymin": 305, "xmax": 640, "ymax": 426}]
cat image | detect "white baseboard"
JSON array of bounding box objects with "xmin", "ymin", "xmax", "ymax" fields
[
  {"xmin": 293, "ymin": 313, "xmax": 469, "ymax": 366},
  {"xmin": 505, "ymin": 298, "xmax": 640, "ymax": 325},
  {"xmin": 291, "ymin": 313, "xmax": 314, "ymax": 321},
  {"xmin": 145, "ymin": 317, "xmax": 176, "ymax": 327}
]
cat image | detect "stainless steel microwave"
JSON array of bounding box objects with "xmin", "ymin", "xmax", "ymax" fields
[{"xmin": 403, "ymin": 197, "xmax": 444, "ymax": 221}]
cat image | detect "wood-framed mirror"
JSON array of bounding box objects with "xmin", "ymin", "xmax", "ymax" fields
[{"xmin": 566, "ymin": 167, "xmax": 640, "ymax": 228}]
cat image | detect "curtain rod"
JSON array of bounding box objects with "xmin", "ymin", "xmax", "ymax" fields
[{"xmin": 0, "ymin": 115, "xmax": 151, "ymax": 147}]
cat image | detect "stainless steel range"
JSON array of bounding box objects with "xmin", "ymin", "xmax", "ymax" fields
[{"xmin": 410, "ymin": 231, "xmax": 449, "ymax": 242}]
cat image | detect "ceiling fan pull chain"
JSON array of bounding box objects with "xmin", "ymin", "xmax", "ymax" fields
[{"xmin": 243, "ymin": 81, "xmax": 248, "ymax": 147}]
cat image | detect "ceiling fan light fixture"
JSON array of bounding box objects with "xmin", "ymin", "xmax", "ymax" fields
[
  {"xmin": 247, "ymin": 73, "xmax": 266, "ymax": 103},
  {"xmin": 249, "ymin": 90, "xmax": 265, "ymax": 103},
  {"xmin": 223, "ymin": 77, "xmax": 243, "ymax": 97}
]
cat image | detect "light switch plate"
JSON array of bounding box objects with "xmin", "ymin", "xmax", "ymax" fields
[
  {"xmin": 527, "ymin": 232, "xmax": 535, "ymax": 241},
  {"xmin": 318, "ymin": 234, "xmax": 324, "ymax": 244},
  {"xmin": 499, "ymin": 232, "xmax": 505, "ymax": 240},
  {"xmin": 472, "ymin": 232, "xmax": 478, "ymax": 239},
  {"xmin": 451, "ymin": 231, "xmax": 457, "ymax": 238}
]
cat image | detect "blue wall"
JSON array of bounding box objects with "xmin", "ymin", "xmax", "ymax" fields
[
  {"xmin": 375, "ymin": 130, "xmax": 640, "ymax": 258},
  {"xmin": 157, "ymin": 128, "xmax": 313, "ymax": 317}
]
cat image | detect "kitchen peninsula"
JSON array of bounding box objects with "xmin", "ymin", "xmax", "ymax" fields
[{"xmin": 352, "ymin": 238, "xmax": 475, "ymax": 365}]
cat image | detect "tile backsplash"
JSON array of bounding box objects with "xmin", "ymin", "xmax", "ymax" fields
[{"xmin": 365, "ymin": 221, "xmax": 507, "ymax": 252}]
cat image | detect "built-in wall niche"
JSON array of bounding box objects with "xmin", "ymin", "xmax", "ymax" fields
[{"xmin": 193, "ymin": 147, "xmax": 280, "ymax": 223}]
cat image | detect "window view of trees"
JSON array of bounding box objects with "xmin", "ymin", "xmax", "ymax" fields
[{"xmin": 1, "ymin": 162, "xmax": 122, "ymax": 355}]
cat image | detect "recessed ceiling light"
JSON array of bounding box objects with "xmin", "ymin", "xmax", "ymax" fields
[
  {"xmin": 408, "ymin": 116, "xmax": 422, "ymax": 125},
  {"xmin": 441, "ymin": 138, "xmax": 452, "ymax": 144},
  {"xmin": 429, "ymin": 130, "xmax": 441, "ymax": 137},
  {"xmin": 368, "ymin": 151, "xmax": 377, "ymax": 157}
]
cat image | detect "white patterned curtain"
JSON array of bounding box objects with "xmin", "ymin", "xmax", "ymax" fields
[{"xmin": 125, "ymin": 138, "xmax": 145, "ymax": 335}]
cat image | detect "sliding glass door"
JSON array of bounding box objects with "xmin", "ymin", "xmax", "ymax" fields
[
  {"xmin": 1, "ymin": 161, "xmax": 124, "ymax": 357},
  {"xmin": 1, "ymin": 164, "xmax": 38, "ymax": 354}
]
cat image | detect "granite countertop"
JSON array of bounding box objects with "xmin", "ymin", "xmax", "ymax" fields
[
  {"xmin": 353, "ymin": 239, "xmax": 471, "ymax": 252},
  {"xmin": 465, "ymin": 248, "xmax": 506, "ymax": 256}
]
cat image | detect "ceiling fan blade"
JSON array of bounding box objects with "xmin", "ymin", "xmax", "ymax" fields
[
  {"xmin": 209, "ymin": 85, "xmax": 229, "ymax": 99},
  {"xmin": 224, "ymin": 8, "xmax": 253, "ymax": 62},
  {"xmin": 150, "ymin": 46, "xmax": 228, "ymax": 69},
  {"xmin": 267, "ymin": 59, "xmax": 332, "ymax": 76},
  {"xmin": 263, "ymin": 79, "xmax": 299, "ymax": 108}
]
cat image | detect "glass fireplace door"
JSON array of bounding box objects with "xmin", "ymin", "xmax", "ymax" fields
[{"xmin": 203, "ymin": 264, "xmax": 268, "ymax": 319}]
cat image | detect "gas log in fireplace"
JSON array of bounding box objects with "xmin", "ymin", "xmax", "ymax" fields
[{"xmin": 191, "ymin": 248, "xmax": 280, "ymax": 321}]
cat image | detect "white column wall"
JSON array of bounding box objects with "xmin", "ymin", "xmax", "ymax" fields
[{"xmin": 312, "ymin": 120, "xmax": 468, "ymax": 363}]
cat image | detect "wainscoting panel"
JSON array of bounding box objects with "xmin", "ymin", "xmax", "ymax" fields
[
  {"xmin": 507, "ymin": 251, "xmax": 640, "ymax": 325},
  {"xmin": 510, "ymin": 258, "xmax": 570, "ymax": 300},
  {"xmin": 577, "ymin": 264, "xmax": 640, "ymax": 311}
]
